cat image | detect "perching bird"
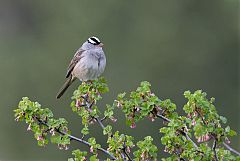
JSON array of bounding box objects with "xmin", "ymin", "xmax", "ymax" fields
[{"xmin": 56, "ymin": 36, "xmax": 106, "ymax": 99}]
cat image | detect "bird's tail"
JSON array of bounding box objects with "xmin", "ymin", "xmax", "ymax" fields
[{"xmin": 56, "ymin": 76, "xmax": 76, "ymax": 99}]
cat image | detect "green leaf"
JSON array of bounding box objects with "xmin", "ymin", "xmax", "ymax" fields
[
  {"xmin": 81, "ymin": 126, "xmax": 89, "ymax": 135},
  {"xmin": 89, "ymin": 155, "xmax": 98, "ymax": 161},
  {"xmin": 103, "ymin": 125, "xmax": 112, "ymax": 135},
  {"xmin": 68, "ymin": 158, "xmax": 74, "ymax": 161},
  {"xmin": 229, "ymin": 129, "xmax": 237, "ymax": 136},
  {"xmin": 50, "ymin": 135, "xmax": 62, "ymax": 144},
  {"xmin": 117, "ymin": 92, "xmax": 126, "ymax": 100},
  {"xmin": 70, "ymin": 149, "xmax": 87, "ymax": 161},
  {"xmin": 225, "ymin": 126, "xmax": 230, "ymax": 133}
]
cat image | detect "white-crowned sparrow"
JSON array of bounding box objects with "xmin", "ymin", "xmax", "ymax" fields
[{"xmin": 56, "ymin": 36, "xmax": 106, "ymax": 99}]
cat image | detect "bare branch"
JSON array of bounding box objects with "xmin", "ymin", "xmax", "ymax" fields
[
  {"xmin": 123, "ymin": 149, "xmax": 133, "ymax": 161},
  {"xmin": 101, "ymin": 116, "xmax": 107, "ymax": 122},
  {"xmin": 212, "ymin": 139, "xmax": 219, "ymax": 161},
  {"xmin": 121, "ymin": 152, "xmax": 127, "ymax": 161},
  {"xmin": 223, "ymin": 142, "xmax": 240, "ymax": 156},
  {"xmin": 183, "ymin": 131, "xmax": 198, "ymax": 149},
  {"xmin": 122, "ymin": 140, "xmax": 133, "ymax": 161},
  {"xmin": 95, "ymin": 117, "xmax": 105, "ymax": 129},
  {"xmin": 156, "ymin": 113, "xmax": 171, "ymax": 122}
]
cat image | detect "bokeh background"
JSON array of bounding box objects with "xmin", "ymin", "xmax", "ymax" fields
[{"xmin": 0, "ymin": 0, "xmax": 239, "ymax": 160}]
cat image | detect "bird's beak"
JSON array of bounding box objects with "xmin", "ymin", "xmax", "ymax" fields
[{"xmin": 98, "ymin": 43, "xmax": 104, "ymax": 47}]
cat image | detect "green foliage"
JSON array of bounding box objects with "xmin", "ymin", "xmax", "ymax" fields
[
  {"xmin": 183, "ymin": 90, "xmax": 237, "ymax": 141},
  {"xmin": 107, "ymin": 131, "xmax": 134, "ymax": 159},
  {"xmin": 14, "ymin": 78, "xmax": 240, "ymax": 160},
  {"xmin": 68, "ymin": 149, "xmax": 87, "ymax": 161},
  {"xmin": 88, "ymin": 137, "xmax": 101, "ymax": 154},
  {"xmin": 114, "ymin": 81, "xmax": 162, "ymax": 127},
  {"xmin": 104, "ymin": 104, "xmax": 115, "ymax": 122},
  {"xmin": 160, "ymin": 116, "xmax": 197, "ymax": 160},
  {"xmin": 14, "ymin": 97, "xmax": 70, "ymax": 149},
  {"xmin": 103, "ymin": 125, "xmax": 112, "ymax": 136},
  {"xmin": 134, "ymin": 136, "xmax": 158, "ymax": 161},
  {"xmin": 71, "ymin": 77, "xmax": 111, "ymax": 136}
]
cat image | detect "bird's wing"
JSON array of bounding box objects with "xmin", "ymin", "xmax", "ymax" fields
[{"xmin": 65, "ymin": 49, "xmax": 85, "ymax": 78}]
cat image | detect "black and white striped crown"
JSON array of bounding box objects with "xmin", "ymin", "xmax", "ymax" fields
[{"xmin": 87, "ymin": 36, "xmax": 101, "ymax": 45}]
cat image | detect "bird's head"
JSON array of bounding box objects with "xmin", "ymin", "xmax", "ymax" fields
[{"xmin": 82, "ymin": 36, "xmax": 104, "ymax": 50}]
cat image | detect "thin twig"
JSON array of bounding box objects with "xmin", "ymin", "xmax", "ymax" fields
[
  {"xmin": 183, "ymin": 131, "xmax": 198, "ymax": 149},
  {"xmin": 92, "ymin": 109, "xmax": 129, "ymax": 160},
  {"xmin": 195, "ymin": 109, "xmax": 208, "ymax": 125},
  {"xmin": 175, "ymin": 152, "xmax": 186, "ymax": 161},
  {"xmin": 122, "ymin": 140, "xmax": 133, "ymax": 161},
  {"xmin": 101, "ymin": 116, "xmax": 107, "ymax": 122},
  {"xmin": 84, "ymin": 97, "xmax": 128, "ymax": 160},
  {"xmin": 84, "ymin": 97, "xmax": 105, "ymax": 130},
  {"xmin": 156, "ymin": 113, "xmax": 171, "ymax": 122},
  {"xmin": 95, "ymin": 117, "xmax": 105, "ymax": 129},
  {"xmin": 223, "ymin": 142, "xmax": 240, "ymax": 156},
  {"xmin": 121, "ymin": 152, "xmax": 127, "ymax": 161},
  {"xmin": 123, "ymin": 148, "xmax": 133, "ymax": 161},
  {"xmin": 212, "ymin": 139, "xmax": 219, "ymax": 161}
]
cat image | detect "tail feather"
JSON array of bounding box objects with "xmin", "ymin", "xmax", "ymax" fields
[{"xmin": 56, "ymin": 77, "xmax": 75, "ymax": 99}]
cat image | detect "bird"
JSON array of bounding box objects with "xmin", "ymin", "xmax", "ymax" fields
[{"xmin": 56, "ymin": 36, "xmax": 106, "ymax": 99}]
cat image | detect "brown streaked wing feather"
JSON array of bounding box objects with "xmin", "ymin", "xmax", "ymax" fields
[{"xmin": 65, "ymin": 49, "xmax": 85, "ymax": 78}]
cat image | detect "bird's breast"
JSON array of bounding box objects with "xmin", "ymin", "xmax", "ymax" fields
[{"xmin": 72, "ymin": 55, "xmax": 99, "ymax": 81}]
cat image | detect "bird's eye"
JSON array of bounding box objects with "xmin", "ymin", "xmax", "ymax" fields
[{"xmin": 88, "ymin": 37, "xmax": 101, "ymax": 45}]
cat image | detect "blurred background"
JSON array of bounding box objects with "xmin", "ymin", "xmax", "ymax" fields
[{"xmin": 0, "ymin": 0, "xmax": 239, "ymax": 160}]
